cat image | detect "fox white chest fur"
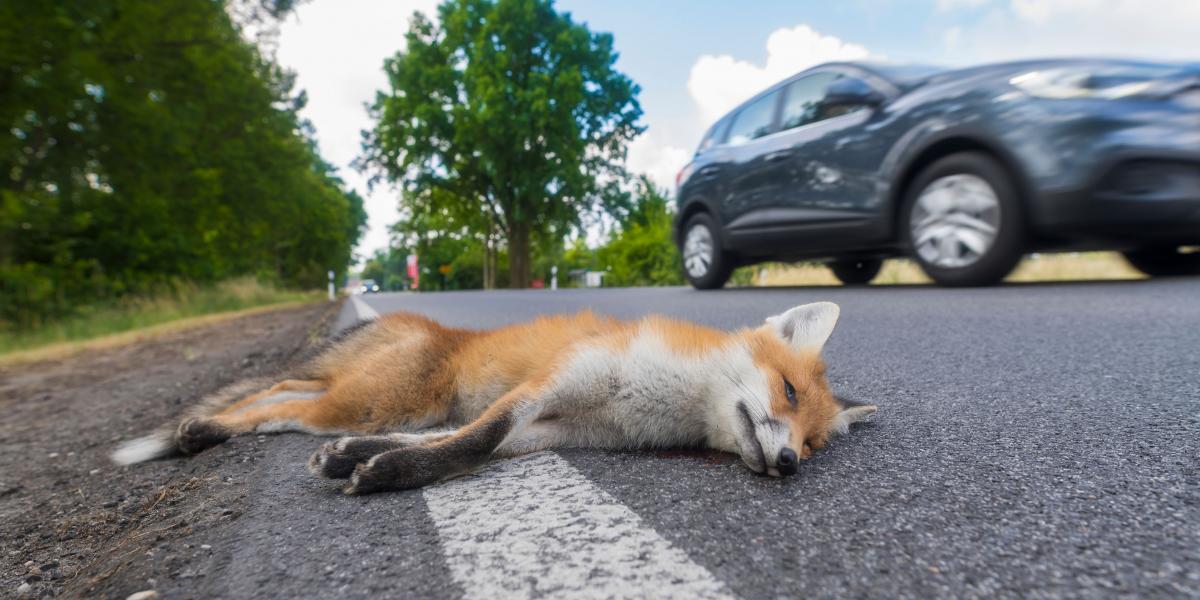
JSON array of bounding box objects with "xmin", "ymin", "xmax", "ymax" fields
[
  {"xmin": 498, "ymin": 325, "xmax": 741, "ymax": 450},
  {"xmin": 112, "ymin": 302, "xmax": 875, "ymax": 494}
]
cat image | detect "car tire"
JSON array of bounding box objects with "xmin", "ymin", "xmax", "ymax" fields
[
  {"xmin": 902, "ymin": 152, "xmax": 1025, "ymax": 287},
  {"xmin": 680, "ymin": 213, "xmax": 732, "ymax": 290},
  {"xmin": 1122, "ymin": 246, "xmax": 1200, "ymax": 277},
  {"xmin": 829, "ymin": 258, "xmax": 883, "ymax": 285}
]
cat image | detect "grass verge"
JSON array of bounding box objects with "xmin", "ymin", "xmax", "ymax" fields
[
  {"xmin": 753, "ymin": 252, "xmax": 1146, "ymax": 287},
  {"xmin": 0, "ymin": 277, "xmax": 326, "ymax": 365}
]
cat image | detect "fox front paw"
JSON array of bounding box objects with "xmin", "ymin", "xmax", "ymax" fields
[
  {"xmin": 342, "ymin": 448, "xmax": 445, "ymax": 495},
  {"xmin": 308, "ymin": 436, "xmax": 400, "ymax": 479},
  {"xmin": 176, "ymin": 418, "xmax": 232, "ymax": 455}
]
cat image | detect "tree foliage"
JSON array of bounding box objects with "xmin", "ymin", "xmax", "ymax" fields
[
  {"xmin": 596, "ymin": 177, "xmax": 683, "ymax": 287},
  {"xmin": 358, "ymin": 0, "xmax": 643, "ymax": 288},
  {"xmin": 0, "ymin": 0, "xmax": 365, "ymax": 329}
]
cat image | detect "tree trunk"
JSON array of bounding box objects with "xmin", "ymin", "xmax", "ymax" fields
[
  {"xmin": 483, "ymin": 212, "xmax": 495, "ymax": 290},
  {"xmin": 489, "ymin": 242, "xmax": 498, "ymax": 289},
  {"xmin": 507, "ymin": 221, "xmax": 532, "ymax": 288},
  {"xmin": 481, "ymin": 232, "xmax": 491, "ymax": 290}
]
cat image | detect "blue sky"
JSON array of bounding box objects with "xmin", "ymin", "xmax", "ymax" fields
[
  {"xmin": 552, "ymin": 0, "xmax": 970, "ymax": 183},
  {"xmin": 276, "ymin": 0, "xmax": 1199, "ymax": 259}
]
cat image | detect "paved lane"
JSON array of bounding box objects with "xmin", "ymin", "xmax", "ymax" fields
[{"xmin": 347, "ymin": 280, "xmax": 1198, "ymax": 599}]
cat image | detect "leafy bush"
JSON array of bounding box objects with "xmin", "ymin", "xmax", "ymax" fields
[{"xmin": 595, "ymin": 179, "xmax": 684, "ymax": 287}]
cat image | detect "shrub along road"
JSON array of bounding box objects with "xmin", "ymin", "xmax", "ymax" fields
[{"xmin": 5, "ymin": 281, "xmax": 1197, "ymax": 598}]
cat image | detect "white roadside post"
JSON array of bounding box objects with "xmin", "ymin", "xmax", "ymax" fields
[
  {"xmin": 551, "ymin": 265, "xmax": 558, "ymax": 290},
  {"xmin": 327, "ymin": 270, "xmax": 335, "ymax": 301}
]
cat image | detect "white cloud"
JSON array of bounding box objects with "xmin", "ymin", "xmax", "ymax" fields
[
  {"xmin": 943, "ymin": 26, "xmax": 964, "ymax": 49},
  {"xmin": 276, "ymin": 0, "xmax": 439, "ymax": 262},
  {"xmin": 625, "ymin": 132, "xmax": 689, "ymax": 192},
  {"xmin": 937, "ymin": 0, "xmax": 992, "ymax": 9},
  {"xmin": 947, "ymin": 0, "xmax": 1200, "ymax": 62},
  {"xmin": 1010, "ymin": 0, "xmax": 1200, "ymax": 28},
  {"xmin": 686, "ymin": 25, "xmax": 872, "ymax": 124}
]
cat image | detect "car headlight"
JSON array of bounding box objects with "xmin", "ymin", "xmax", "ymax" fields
[{"xmin": 1010, "ymin": 68, "xmax": 1156, "ymax": 100}]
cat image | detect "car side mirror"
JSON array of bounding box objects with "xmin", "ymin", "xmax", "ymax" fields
[{"xmin": 823, "ymin": 78, "xmax": 885, "ymax": 108}]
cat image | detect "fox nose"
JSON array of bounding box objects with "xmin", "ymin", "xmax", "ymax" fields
[{"xmin": 777, "ymin": 448, "xmax": 798, "ymax": 476}]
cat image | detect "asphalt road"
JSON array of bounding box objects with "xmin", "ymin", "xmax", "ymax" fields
[{"xmin": 213, "ymin": 280, "xmax": 1198, "ymax": 598}]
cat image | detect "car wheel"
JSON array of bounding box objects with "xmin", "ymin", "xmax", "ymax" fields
[
  {"xmin": 681, "ymin": 213, "xmax": 732, "ymax": 289},
  {"xmin": 902, "ymin": 152, "xmax": 1025, "ymax": 287},
  {"xmin": 1122, "ymin": 246, "xmax": 1200, "ymax": 276},
  {"xmin": 829, "ymin": 258, "xmax": 883, "ymax": 285}
]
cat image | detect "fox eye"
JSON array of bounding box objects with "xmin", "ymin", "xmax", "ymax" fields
[{"xmin": 783, "ymin": 378, "xmax": 797, "ymax": 406}]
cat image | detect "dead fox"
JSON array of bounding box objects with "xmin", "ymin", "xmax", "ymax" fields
[{"xmin": 112, "ymin": 302, "xmax": 875, "ymax": 494}]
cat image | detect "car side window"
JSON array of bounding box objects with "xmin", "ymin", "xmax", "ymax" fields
[
  {"xmin": 695, "ymin": 116, "xmax": 730, "ymax": 154},
  {"xmin": 779, "ymin": 72, "xmax": 842, "ymax": 131},
  {"xmin": 726, "ymin": 91, "xmax": 780, "ymax": 146}
]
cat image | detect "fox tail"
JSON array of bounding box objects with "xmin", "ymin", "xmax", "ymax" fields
[{"xmin": 110, "ymin": 377, "xmax": 274, "ymax": 465}]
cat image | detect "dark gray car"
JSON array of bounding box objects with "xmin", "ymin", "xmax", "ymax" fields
[{"xmin": 674, "ymin": 59, "xmax": 1200, "ymax": 288}]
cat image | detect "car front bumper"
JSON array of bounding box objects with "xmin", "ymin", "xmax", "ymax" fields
[{"xmin": 1031, "ymin": 156, "xmax": 1200, "ymax": 245}]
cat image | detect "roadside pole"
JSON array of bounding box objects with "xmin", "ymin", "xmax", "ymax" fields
[
  {"xmin": 551, "ymin": 266, "xmax": 558, "ymax": 290},
  {"xmin": 328, "ymin": 270, "xmax": 335, "ymax": 301}
]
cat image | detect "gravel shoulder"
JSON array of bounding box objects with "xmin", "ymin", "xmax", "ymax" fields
[{"xmin": 0, "ymin": 302, "xmax": 337, "ymax": 599}]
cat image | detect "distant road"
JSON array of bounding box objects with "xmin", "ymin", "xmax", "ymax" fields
[{"xmin": 226, "ymin": 280, "xmax": 1200, "ymax": 598}]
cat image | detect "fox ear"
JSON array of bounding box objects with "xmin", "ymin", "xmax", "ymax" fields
[
  {"xmin": 829, "ymin": 397, "xmax": 877, "ymax": 436},
  {"xmin": 764, "ymin": 302, "xmax": 840, "ymax": 352}
]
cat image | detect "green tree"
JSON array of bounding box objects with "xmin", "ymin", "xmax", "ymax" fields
[
  {"xmin": 359, "ymin": 0, "xmax": 643, "ymax": 288},
  {"xmin": 0, "ymin": 0, "xmax": 365, "ymax": 328}
]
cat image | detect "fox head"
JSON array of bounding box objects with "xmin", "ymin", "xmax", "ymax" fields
[{"xmin": 724, "ymin": 302, "xmax": 875, "ymax": 477}]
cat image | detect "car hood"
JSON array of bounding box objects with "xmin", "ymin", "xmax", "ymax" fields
[{"xmin": 931, "ymin": 58, "xmax": 1198, "ymax": 86}]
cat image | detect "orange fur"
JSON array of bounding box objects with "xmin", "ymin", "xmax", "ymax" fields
[
  {"xmin": 209, "ymin": 311, "xmax": 635, "ymax": 436},
  {"xmin": 645, "ymin": 316, "xmax": 733, "ymax": 356}
]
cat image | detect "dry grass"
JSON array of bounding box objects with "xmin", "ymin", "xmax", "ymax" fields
[
  {"xmin": 1006, "ymin": 252, "xmax": 1145, "ymax": 283},
  {"xmin": 754, "ymin": 252, "xmax": 1145, "ymax": 287},
  {"xmin": 0, "ymin": 277, "xmax": 325, "ymax": 365}
]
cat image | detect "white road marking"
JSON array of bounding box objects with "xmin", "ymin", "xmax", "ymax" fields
[
  {"xmin": 351, "ymin": 295, "xmax": 380, "ymax": 320},
  {"xmin": 424, "ymin": 452, "xmax": 734, "ymax": 600}
]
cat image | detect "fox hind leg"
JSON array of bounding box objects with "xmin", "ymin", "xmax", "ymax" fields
[
  {"xmin": 177, "ymin": 393, "xmax": 365, "ymax": 455},
  {"xmin": 219, "ymin": 379, "xmax": 327, "ymax": 415}
]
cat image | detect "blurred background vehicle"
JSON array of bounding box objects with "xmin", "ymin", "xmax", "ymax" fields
[
  {"xmin": 358, "ymin": 279, "xmax": 381, "ymax": 294},
  {"xmin": 675, "ymin": 59, "xmax": 1200, "ymax": 288}
]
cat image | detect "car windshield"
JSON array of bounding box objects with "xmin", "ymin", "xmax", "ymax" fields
[
  {"xmin": 861, "ymin": 63, "xmax": 946, "ymax": 87},
  {"xmin": 1073, "ymin": 63, "xmax": 1189, "ymax": 87}
]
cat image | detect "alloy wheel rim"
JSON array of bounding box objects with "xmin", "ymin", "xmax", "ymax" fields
[
  {"xmin": 910, "ymin": 174, "xmax": 1001, "ymax": 268},
  {"xmin": 683, "ymin": 224, "xmax": 714, "ymax": 278}
]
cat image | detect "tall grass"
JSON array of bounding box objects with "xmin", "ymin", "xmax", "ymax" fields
[
  {"xmin": 754, "ymin": 252, "xmax": 1145, "ymax": 287},
  {"xmin": 0, "ymin": 277, "xmax": 323, "ymax": 357}
]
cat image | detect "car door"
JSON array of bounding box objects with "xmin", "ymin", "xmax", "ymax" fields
[
  {"xmin": 718, "ymin": 89, "xmax": 784, "ymax": 228},
  {"xmin": 679, "ymin": 115, "xmax": 733, "ymax": 216},
  {"xmin": 773, "ymin": 71, "xmax": 882, "ymax": 231}
]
